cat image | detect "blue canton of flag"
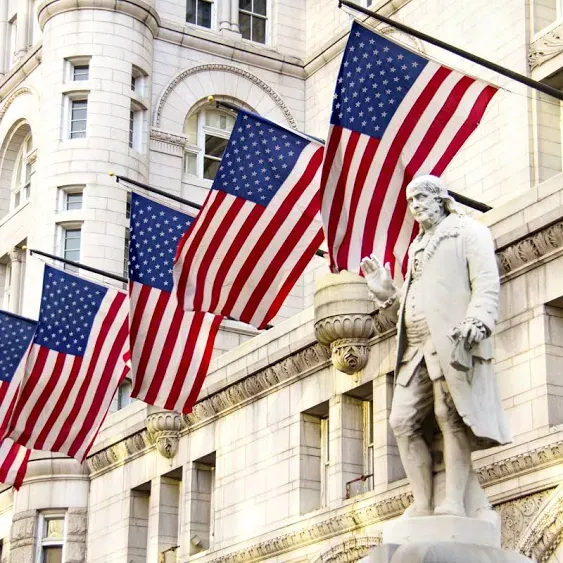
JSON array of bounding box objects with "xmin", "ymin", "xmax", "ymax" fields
[
  {"xmin": 0, "ymin": 312, "xmax": 37, "ymax": 383},
  {"xmin": 331, "ymin": 24, "xmax": 426, "ymax": 138},
  {"xmin": 129, "ymin": 195, "xmax": 192, "ymax": 291},
  {"xmin": 212, "ymin": 113, "xmax": 307, "ymax": 206}
]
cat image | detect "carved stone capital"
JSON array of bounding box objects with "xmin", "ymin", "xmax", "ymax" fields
[
  {"xmin": 314, "ymin": 272, "xmax": 375, "ymax": 374},
  {"xmin": 146, "ymin": 411, "xmax": 182, "ymax": 459},
  {"xmin": 8, "ymin": 248, "xmax": 24, "ymax": 263}
]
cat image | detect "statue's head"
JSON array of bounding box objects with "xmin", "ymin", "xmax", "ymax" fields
[{"xmin": 405, "ymin": 175, "xmax": 459, "ymax": 229}]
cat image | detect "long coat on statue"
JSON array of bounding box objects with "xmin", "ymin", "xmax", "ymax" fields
[{"xmin": 394, "ymin": 212, "xmax": 512, "ymax": 451}]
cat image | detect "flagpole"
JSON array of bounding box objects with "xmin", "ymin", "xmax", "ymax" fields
[
  {"xmin": 28, "ymin": 248, "xmax": 128, "ymax": 284},
  {"xmin": 339, "ymin": 0, "xmax": 563, "ymax": 103}
]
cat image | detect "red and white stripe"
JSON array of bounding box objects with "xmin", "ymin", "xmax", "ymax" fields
[
  {"xmin": 174, "ymin": 142, "xmax": 325, "ymax": 329},
  {"xmin": 129, "ymin": 282, "xmax": 222, "ymax": 413},
  {"xmin": 321, "ymin": 61, "xmax": 497, "ymax": 276},
  {"xmin": 8, "ymin": 290, "xmax": 129, "ymax": 462}
]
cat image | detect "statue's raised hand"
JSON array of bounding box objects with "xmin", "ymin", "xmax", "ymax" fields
[{"xmin": 360, "ymin": 254, "xmax": 397, "ymax": 303}]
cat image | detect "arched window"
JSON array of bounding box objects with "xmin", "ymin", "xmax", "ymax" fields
[
  {"xmin": 183, "ymin": 106, "xmax": 236, "ymax": 181},
  {"xmin": 11, "ymin": 134, "xmax": 33, "ymax": 209}
]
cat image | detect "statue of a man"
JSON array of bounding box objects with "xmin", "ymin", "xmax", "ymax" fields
[{"xmin": 361, "ymin": 175, "xmax": 511, "ymax": 518}]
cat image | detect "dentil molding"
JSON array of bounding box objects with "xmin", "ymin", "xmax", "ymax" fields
[{"xmin": 154, "ymin": 64, "xmax": 297, "ymax": 130}]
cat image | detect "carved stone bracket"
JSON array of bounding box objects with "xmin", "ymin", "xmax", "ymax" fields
[
  {"xmin": 314, "ymin": 272, "xmax": 375, "ymax": 375},
  {"xmin": 529, "ymin": 25, "xmax": 563, "ymax": 70},
  {"xmin": 146, "ymin": 411, "xmax": 182, "ymax": 459}
]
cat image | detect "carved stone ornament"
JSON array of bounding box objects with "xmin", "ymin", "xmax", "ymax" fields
[
  {"xmin": 146, "ymin": 411, "xmax": 182, "ymax": 459},
  {"xmin": 314, "ymin": 272, "xmax": 375, "ymax": 374},
  {"xmin": 87, "ymin": 430, "xmax": 151, "ymax": 473},
  {"xmin": 308, "ymin": 536, "xmax": 383, "ymax": 563},
  {"xmin": 529, "ymin": 25, "xmax": 563, "ymax": 70},
  {"xmin": 0, "ymin": 87, "xmax": 35, "ymax": 122},
  {"xmin": 149, "ymin": 128, "xmax": 189, "ymax": 147}
]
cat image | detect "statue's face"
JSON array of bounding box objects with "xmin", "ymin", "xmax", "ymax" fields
[{"xmin": 406, "ymin": 185, "xmax": 445, "ymax": 228}]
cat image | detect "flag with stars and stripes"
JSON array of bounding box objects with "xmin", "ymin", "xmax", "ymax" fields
[
  {"xmin": 128, "ymin": 193, "xmax": 222, "ymax": 413},
  {"xmin": 7, "ymin": 266, "xmax": 130, "ymax": 463},
  {"xmin": 0, "ymin": 311, "xmax": 37, "ymax": 488},
  {"xmin": 320, "ymin": 21, "xmax": 497, "ymax": 276},
  {"xmin": 174, "ymin": 109, "xmax": 325, "ymax": 329}
]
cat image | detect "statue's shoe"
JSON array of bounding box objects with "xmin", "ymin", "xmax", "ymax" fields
[
  {"xmin": 434, "ymin": 501, "xmax": 466, "ymax": 517},
  {"xmin": 402, "ymin": 504, "xmax": 433, "ymax": 518}
]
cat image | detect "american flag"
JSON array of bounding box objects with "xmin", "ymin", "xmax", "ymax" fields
[
  {"xmin": 321, "ymin": 21, "xmax": 497, "ymax": 275},
  {"xmin": 0, "ymin": 311, "xmax": 36, "ymax": 488},
  {"xmin": 7, "ymin": 266, "xmax": 130, "ymax": 462},
  {"xmin": 174, "ymin": 110, "xmax": 325, "ymax": 329},
  {"xmin": 129, "ymin": 193, "xmax": 222, "ymax": 413}
]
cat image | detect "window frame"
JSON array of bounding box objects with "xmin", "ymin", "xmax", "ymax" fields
[
  {"xmin": 58, "ymin": 224, "xmax": 82, "ymax": 272},
  {"xmin": 69, "ymin": 99, "xmax": 88, "ymax": 139},
  {"xmin": 185, "ymin": 0, "xmax": 215, "ymax": 30},
  {"xmin": 35, "ymin": 512, "xmax": 66, "ymax": 563},
  {"xmin": 11, "ymin": 134, "xmax": 33, "ymax": 211},
  {"xmin": 239, "ymin": 0, "xmax": 268, "ymax": 44},
  {"xmin": 7, "ymin": 16, "xmax": 17, "ymax": 70},
  {"xmin": 117, "ymin": 377, "xmax": 133, "ymax": 410},
  {"xmin": 320, "ymin": 416, "xmax": 330, "ymax": 507}
]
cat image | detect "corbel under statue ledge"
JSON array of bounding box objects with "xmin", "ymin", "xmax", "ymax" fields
[{"xmin": 145, "ymin": 409, "xmax": 182, "ymax": 459}]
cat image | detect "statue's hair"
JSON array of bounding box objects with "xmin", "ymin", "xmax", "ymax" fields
[{"xmin": 406, "ymin": 174, "xmax": 463, "ymax": 215}]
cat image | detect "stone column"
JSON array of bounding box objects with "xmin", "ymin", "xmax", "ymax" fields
[
  {"xmin": 230, "ymin": 0, "xmax": 240, "ymax": 33},
  {"xmin": 14, "ymin": 0, "xmax": 30, "ymax": 61},
  {"xmin": 8, "ymin": 248, "xmax": 23, "ymax": 314},
  {"xmin": 0, "ymin": 0, "xmax": 8, "ymax": 75},
  {"xmin": 219, "ymin": 0, "xmax": 231, "ymax": 32}
]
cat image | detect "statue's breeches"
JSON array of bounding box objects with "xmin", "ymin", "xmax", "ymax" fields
[{"xmin": 390, "ymin": 361, "xmax": 466, "ymax": 438}]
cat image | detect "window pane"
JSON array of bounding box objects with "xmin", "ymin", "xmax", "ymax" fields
[
  {"xmin": 186, "ymin": 0, "xmax": 196, "ymax": 23},
  {"xmin": 184, "ymin": 152, "xmax": 197, "ymax": 175},
  {"xmin": 203, "ymin": 157, "xmax": 221, "ymax": 180},
  {"xmin": 131, "ymin": 75, "xmax": 137, "ymax": 92},
  {"xmin": 45, "ymin": 518, "xmax": 64, "ymax": 539},
  {"xmin": 66, "ymin": 192, "xmax": 83, "ymax": 210},
  {"xmin": 184, "ymin": 114, "xmax": 198, "ymax": 140},
  {"xmin": 205, "ymin": 135, "xmax": 228, "ymax": 159},
  {"xmin": 71, "ymin": 107, "xmax": 87, "ymax": 120},
  {"xmin": 129, "ymin": 110, "xmax": 134, "ymax": 148},
  {"xmin": 198, "ymin": 0, "xmax": 212, "ymax": 28},
  {"xmin": 73, "ymin": 65, "xmax": 89, "ymax": 81},
  {"xmin": 254, "ymin": 0, "xmax": 267, "ymax": 16},
  {"xmin": 240, "ymin": 0, "xmax": 252, "ymax": 11},
  {"xmin": 43, "ymin": 547, "xmax": 63, "ymax": 563},
  {"xmin": 117, "ymin": 379, "xmax": 132, "ymax": 410},
  {"xmin": 239, "ymin": 11, "xmax": 251, "ymax": 39},
  {"xmin": 252, "ymin": 16, "xmax": 266, "ymax": 43}
]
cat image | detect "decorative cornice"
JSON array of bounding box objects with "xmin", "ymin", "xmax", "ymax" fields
[
  {"xmin": 207, "ymin": 495, "xmax": 407, "ymax": 563},
  {"xmin": 517, "ymin": 484, "xmax": 563, "ymax": 561},
  {"xmin": 0, "ymin": 87, "xmax": 34, "ymax": 121},
  {"xmin": 183, "ymin": 342, "xmax": 331, "ymax": 426},
  {"xmin": 308, "ymin": 537, "xmax": 383, "ymax": 563},
  {"xmin": 154, "ymin": 64, "xmax": 297, "ymax": 130},
  {"xmin": 529, "ymin": 24, "xmax": 563, "ymax": 70},
  {"xmin": 149, "ymin": 128, "xmax": 188, "ymax": 147},
  {"xmin": 496, "ymin": 220, "xmax": 563, "ymax": 277},
  {"xmin": 37, "ymin": 0, "xmax": 160, "ymax": 36}
]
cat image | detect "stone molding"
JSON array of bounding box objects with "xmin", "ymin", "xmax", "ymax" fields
[
  {"xmin": 146, "ymin": 410, "xmax": 182, "ymax": 459},
  {"xmin": 529, "ymin": 24, "xmax": 563, "ymax": 70},
  {"xmin": 150, "ymin": 128, "xmax": 188, "ymax": 147},
  {"xmin": 0, "ymin": 87, "xmax": 35, "ymax": 121},
  {"xmin": 207, "ymin": 495, "xmax": 406, "ymax": 563},
  {"xmin": 36, "ymin": 0, "xmax": 160, "ymax": 36},
  {"xmin": 184, "ymin": 343, "xmax": 330, "ymax": 427},
  {"xmin": 496, "ymin": 219, "xmax": 563, "ymax": 277},
  {"xmin": 517, "ymin": 484, "xmax": 563, "ymax": 561},
  {"xmin": 308, "ymin": 536, "xmax": 383, "ymax": 563},
  {"xmin": 154, "ymin": 64, "xmax": 297, "ymax": 130}
]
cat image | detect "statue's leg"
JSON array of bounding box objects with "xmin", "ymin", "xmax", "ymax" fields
[
  {"xmin": 433, "ymin": 379, "xmax": 471, "ymax": 517},
  {"xmin": 390, "ymin": 364, "xmax": 434, "ymax": 517}
]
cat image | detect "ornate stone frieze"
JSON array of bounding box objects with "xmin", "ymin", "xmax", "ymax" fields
[
  {"xmin": 150, "ymin": 128, "xmax": 188, "ymax": 147},
  {"xmin": 86, "ymin": 429, "xmax": 151, "ymax": 473},
  {"xmin": 146, "ymin": 411, "xmax": 182, "ymax": 459},
  {"xmin": 309, "ymin": 536, "xmax": 383, "ymax": 563},
  {"xmin": 184, "ymin": 343, "xmax": 331, "ymax": 426},
  {"xmin": 517, "ymin": 484, "xmax": 563, "ymax": 562},
  {"xmin": 207, "ymin": 494, "xmax": 408, "ymax": 563},
  {"xmin": 154, "ymin": 64, "xmax": 297, "ymax": 129},
  {"xmin": 529, "ymin": 25, "xmax": 563, "ymax": 70},
  {"xmin": 495, "ymin": 489, "xmax": 553, "ymax": 551},
  {"xmin": 496, "ymin": 220, "xmax": 563, "ymax": 276}
]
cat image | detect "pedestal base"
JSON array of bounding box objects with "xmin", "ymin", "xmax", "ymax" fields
[
  {"xmin": 383, "ymin": 515, "xmax": 500, "ymax": 548},
  {"xmin": 363, "ymin": 543, "xmax": 534, "ymax": 563}
]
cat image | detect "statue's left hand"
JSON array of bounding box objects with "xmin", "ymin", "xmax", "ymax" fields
[{"xmin": 452, "ymin": 318, "xmax": 487, "ymax": 350}]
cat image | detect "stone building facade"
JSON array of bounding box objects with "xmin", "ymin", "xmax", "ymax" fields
[{"xmin": 2, "ymin": 0, "xmax": 563, "ymax": 561}]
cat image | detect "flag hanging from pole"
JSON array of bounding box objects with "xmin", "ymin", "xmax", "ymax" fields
[
  {"xmin": 320, "ymin": 21, "xmax": 497, "ymax": 276},
  {"xmin": 7, "ymin": 266, "xmax": 130, "ymax": 462},
  {"xmin": 128, "ymin": 193, "xmax": 222, "ymax": 413},
  {"xmin": 0, "ymin": 311, "xmax": 36, "ymax": 488},
  {"xmin": 174, "ymin": 109, "xmax": 325, "ymax": 329}
]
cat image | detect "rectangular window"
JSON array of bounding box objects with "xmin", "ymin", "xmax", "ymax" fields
[
  {"xmin": 186, "ymin": 0, "xmax": 213, "ymax": 28},
  {"xmin": 123, "ymin": 228, "xmax": 130, "ymax": 281},
  {"xmin": 72, "ymin": 64, "xmax": 89, "ymax": 81},
  {"xmin": 70, "ymin": 100, "xmax": 87, "ymax": 139},
  {"xmin": 239, "ymin": 0, "xmax": 266, "ymax": 43},
  {"xmin": 131, "ymin": 75, "xmax": 137, "ymax": 92},
  {"xmin": 320, "ymin": 416, "xmax": 330, "ymax": 507},
  {"xmin": 129, "ymin": 107, "xmax": 143, "ymax": 151},
  {"xmin": 129, "ymin": 110, "xmax": 134, "ymax": 148},
  {"xmin": 117, "ymin": 378, "xmax": 132, "ymax": 410},
  {"xmin": 7, "ymin": 17, "xmax": 17, "ymax": 69},
  {"xmin": 38, "ymin": 514, "xmax": 65, "ymax": 563},
  {"xmin": 62, "ymin": 228, "xmax": 81, "ymax": 271},
  {"xmin": 65, "ymin": 192, "xmax": 83, "ymax": 211},
  {"xmin": 126, "ymin": 192, "xmax": 131, "ymax": 219}
]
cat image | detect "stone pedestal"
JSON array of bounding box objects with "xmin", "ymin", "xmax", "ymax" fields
[{"xmin": 361, "ymin": 516, "xmax": 534, "ymax": 563}]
